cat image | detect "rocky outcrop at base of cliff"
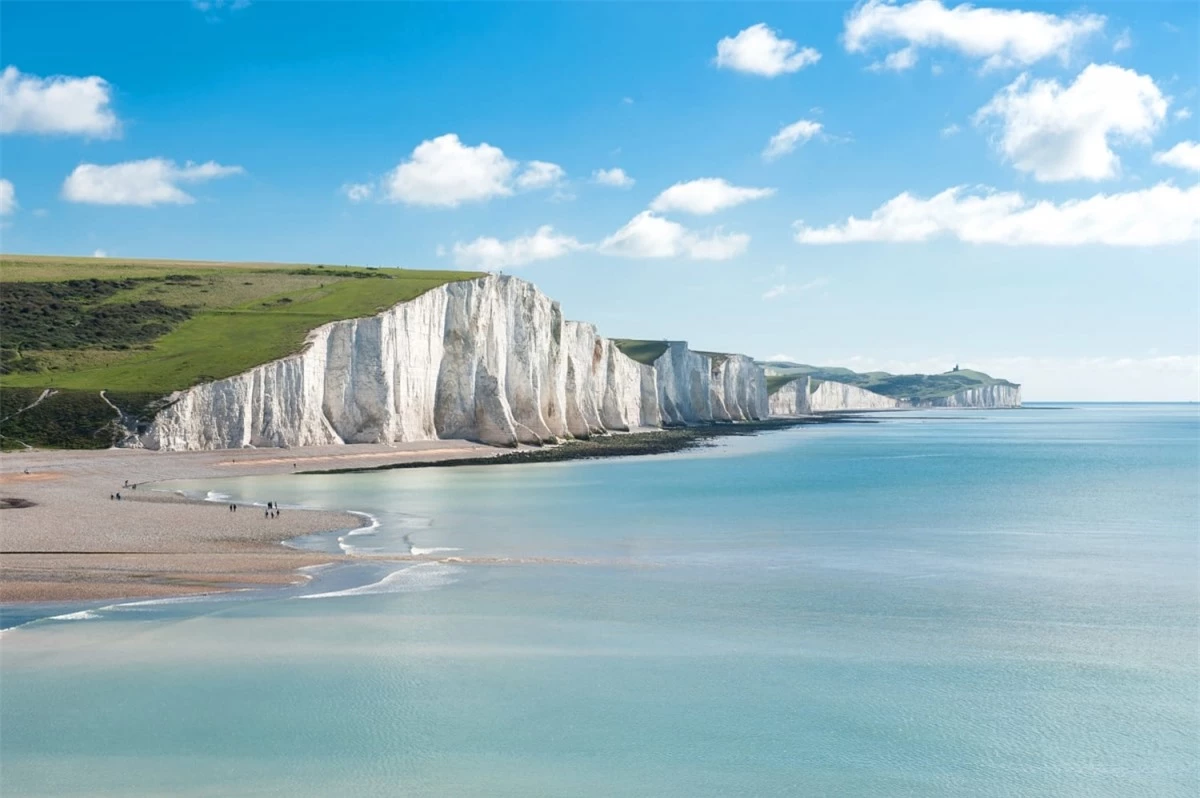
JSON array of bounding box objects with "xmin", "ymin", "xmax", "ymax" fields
[
  {"xmin": 768, "ymin": 377, "xmax": 812, "ymax": 416},
  {"xmin": 143, "ymin": 275, "xmax": 768, "ymax": 451}
]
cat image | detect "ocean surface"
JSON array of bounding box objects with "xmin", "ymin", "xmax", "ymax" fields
[{"xmin": 1, "ymin": 404, "xmax": 1197, "ymax": 797}]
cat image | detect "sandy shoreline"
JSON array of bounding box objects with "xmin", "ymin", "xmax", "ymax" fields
[{"xmin": 0, "ymin": 440, "xmax": 502, "ymax": 603}]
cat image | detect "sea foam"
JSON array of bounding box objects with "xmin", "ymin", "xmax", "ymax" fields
[{"xmin": 298, "ymin": 562, "xmax": 462, "ymax": 599}]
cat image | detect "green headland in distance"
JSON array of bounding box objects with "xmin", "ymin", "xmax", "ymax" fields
[{"xmin": 761, "ymin": 361, "xmax": 1018, "ymax": 400}]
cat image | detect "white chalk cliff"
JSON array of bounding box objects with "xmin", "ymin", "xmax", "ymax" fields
[
  {"xmin": 767, "ymin": 377, "xmax": 812, "ymax": 417},
  {"xmin": 926, "ymin": 384, "xmax": 1022, "ymax": 408},
  {"xmin": 143, "ymin": 275, "xmax": 768, "ymax": 451},
  {"xmin": 808, "ymin": 380, "xmax": 903, "ymax": 412},
  {"xmin": 771, "ymin": 378, "xmax": 1022, "ymax": 413}
]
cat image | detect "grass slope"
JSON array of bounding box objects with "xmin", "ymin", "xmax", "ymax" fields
[
  {"xmin": 2, "ymin": 255, "xmax": 481, "ymax": 393},
  {"xmin": 760, "ymin": 361, "xmax": 1017, "ymax": 401},
  {"xmin": 0, "ymin": 255, "xmax": 480, "ymax": 448},
  {"xmin": 612, "ymin": 339, "xmax": 670, "ymax": 366}
]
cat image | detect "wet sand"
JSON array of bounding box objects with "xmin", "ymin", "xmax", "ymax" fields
[{"xmin": 0, "ymin": 441, "xmax": 501, "ymax": 602}]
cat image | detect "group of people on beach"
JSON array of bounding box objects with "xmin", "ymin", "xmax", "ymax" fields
[
  {"xmin": 110, "ymin": 478, "xmax": 140, "ymax": 501},
  {"xmin": 265, "ymin": 501, "xmax": 281, "ymax": 520}
]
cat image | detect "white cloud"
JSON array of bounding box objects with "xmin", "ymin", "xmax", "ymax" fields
[
  {"xmin": 381, "ymin": 134, "xmax": 515, "ymax": 207},
  {"xmin": 765, "ymin": 353, "xmax": 799, "ymax": 363},
  {"xmin": 0, "ymin": 179, "xmax": 15, "ymax": 215},
  {"xmin": 975, "ymin": 64, "xmax": 1168, "ymax": 182},
  {"xmin": 762, "ymin": 277, "xmax": 830, "ymax": 300},
  {"xmin": 869, "ymin": 46, "xmax": 919, "ymax": 72},
  {"xmin": 515, "ymin": 160, "xmax": 565, "ymax": 190},
  {"xmin": 592, "ymin": 167, "xmax": 635, "ymax": 188},
  {"xmin": 1175, "ymin": 108, "xmax": 1192, "ymax": 121},
  {"xmin": 622, "ymin": 97, "xmax": 634, "ymax": 105},
  {"xmin": 1153, "ymin": 141, "xmax": 1200, "ymax": 172},
  {"xmin": 1112, "ymin": 28, "xmax": 1132, "ymax": 52},
  {"xmin": 451, "ymin": 225, "xmax": 584, "ymax": 270},
  {"xmin": 716, "ymin": 23, "xmax": 821, "ymax": 77},
  {"xmin": 940, "ymin": 123, "xmax": 961, "ymax": 137},
  {"xmin": 599, "ymin": 211, "xmax": 749, "ymax": 260},
  {"xmin": 793, "ymin": 182, "xmax": 1200, "ymax": 246},
  {"xmin": 62, "ymin": 158, "xmax": 244, "ymax": 206},
  {"xmin": 377, "ymin": 134, "xmax": 563, "ymax": 207},
  {"xmin": 844, "ymin": 0, "xmax": 1105, "ymax": 71},
  {"xmin": 763, "ymin": 119, "xmax": 823, "ymax": 160},
  {"xmin": 92, "ymin": 249, "xmax": 107, "ymax": 258},
  {"xmin": 342, "ymin": 182, "xmax": 372, "ymax": 203},
  {"xmin": 649, "ymin": 178, "xmax": 775, "ymax": 215},
  {"xmin": 0, "ymin": 66, "xmax": 119, "ymax": 138}
]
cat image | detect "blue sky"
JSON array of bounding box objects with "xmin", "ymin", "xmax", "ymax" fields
[{"xmin": 2, "ymin": 1, "xmax": 1198, "ymax": 400}]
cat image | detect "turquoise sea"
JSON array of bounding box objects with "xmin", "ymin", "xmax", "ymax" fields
[{"xmin": 1, "ymin": 405, "xmax": 1197, "ymax": 797}]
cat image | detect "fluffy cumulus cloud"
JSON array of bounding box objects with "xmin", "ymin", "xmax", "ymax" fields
[
  {"xmin": 716, "ymin": 23, "xmax": 821, "ymax": 77},
  {"xmin": 975, "ymin": 64, "xmax": 1167, "ymax": 182},
  {"xmin": 649, "ymin": 178, "xmax": 774, "ymax": 215},
  {"xmin": 592, "ymin": 167, "xmax": 635, "ymax": 188},
  {"xmin": 382, "ymin": 134, "xmax": 515, "ymax": 206},
  {"xmin": 377, "ymin": 134, "xmax": 563, "ymax": 207},
  {"xmin": 0, "ymin": 66, "xmax": 120, "ymax": 137},
  {"xmin": 1153, "ymin": 141, "xmax": 1200, "ymax": 172},
  {"xmin": 793, "ymin": 183, "xmax": 1200, "ymax": 246},
  {"xmin": 451, "ymin": 225, "xmax": 584, "ymax": 270},
  {"xmin": 763, "ymin": 119, "xmax": 823, "ymax": 160},
  {"xmin": 844, "ymin": 0, "xmax": 1105, "ymax": 71},
  {"xmin": 600, "ymin": 211, "xmax": 749, "ymax": 260},
  {"xmin": 514, "ymin": 160, "xmax": 565, "ymax": 190},
  {"xmin": 62, "ymin": 158, "xmax": 244, "ymax": 206},
  {"xmin": 0, "ymin": 178, "xmax": 15, "ymax": 215}
]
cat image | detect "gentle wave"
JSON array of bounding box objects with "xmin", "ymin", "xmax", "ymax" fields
[
  {"xmin": 48, "ymin": 610, "xmax": 101, "ymax": 621},
  {"xmin": 298, "ymin": 562, "xmax": 462, "ymax": 599}
]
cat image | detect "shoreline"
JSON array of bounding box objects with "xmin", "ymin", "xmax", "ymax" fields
[{"xmin": 0, "ymin": 417, "xmax": 862, "ymax": 605}]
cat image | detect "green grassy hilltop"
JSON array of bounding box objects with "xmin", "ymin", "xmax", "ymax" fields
[
  {"xmin": 0, "ymin": 254, "xmax": 479, "ymax": 448},
  {"xmin": 761, "ymin": 361, "xmax": 1017, "ymax": 401}
]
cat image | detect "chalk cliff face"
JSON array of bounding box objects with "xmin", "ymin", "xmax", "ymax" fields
[
  {"xmin": 768, "ymin": 377, "xmax": 812, "ymax": 417},
  {"xmin": 926, "ymin": 384, "xmax": 1022, "ymax": 408},
  {"xmin": 808, "ymin": 381, "xmax": 903, "ymax": 412},
  {"xmin": 143, "ymin": 275, "xmax": 767, "ymax": 451}
]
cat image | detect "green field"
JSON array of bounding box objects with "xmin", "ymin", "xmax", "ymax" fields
[
  {"xmin": 1, "ymin": 255, "xmax": 480, "ymax": 393},
  {"xmin": 0, "ymin": 254, "xmax": 479, "ymax": 448},
  {"xmin": 760, "ymin": 361, "xmax": 1017, "ymax": 400}
]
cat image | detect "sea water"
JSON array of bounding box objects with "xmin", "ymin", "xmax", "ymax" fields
[{"xmin": 1, "ymin": 405, "xmax": 1196, "ymax": 797}]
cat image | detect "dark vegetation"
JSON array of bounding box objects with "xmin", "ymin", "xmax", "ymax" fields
[
  {"xmin": 0, "ymin": 387, "xmax": 165, "ymax": 449},
  {"xmin": 0, "ymin": 279, "xmax": 193, "ymax": 374}
]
